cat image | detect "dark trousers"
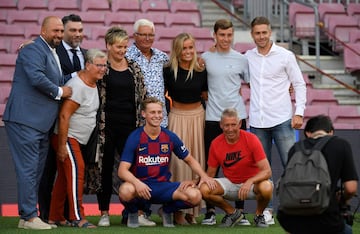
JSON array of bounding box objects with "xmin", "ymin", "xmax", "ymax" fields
[
  {"xmin": 97, "ymin": 123, "xmax": 136, "ymax": 211},
  {"xmin": 204, "ymin": 119, "xmax": 247, "ymax": 211}
]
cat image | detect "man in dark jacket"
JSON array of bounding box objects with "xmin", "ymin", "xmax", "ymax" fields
[{"xmin": 277, "ymin": 115, "xmax": 358, "ymax": 234}]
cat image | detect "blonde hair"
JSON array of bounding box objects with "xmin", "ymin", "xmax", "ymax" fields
[
  {"xmin": 105, "ymin": 26, "xmax": 129, "ymax": 45},
  {"xmin": 168, "ymin": 33, "xmax": 203, "ymax": 81},
  {"xmin": 141, "ymin": 97, "xmax": 163, "ymax": 111}
]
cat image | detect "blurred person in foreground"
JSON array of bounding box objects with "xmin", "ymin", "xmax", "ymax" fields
[{"xmin": 277, "ymin": 115, "xmax": 358, "ymax": 234}]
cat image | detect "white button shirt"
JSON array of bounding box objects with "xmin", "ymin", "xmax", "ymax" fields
[{"xmin": 245, "ymin": 43, "xmax": 306, "ymax": 128}]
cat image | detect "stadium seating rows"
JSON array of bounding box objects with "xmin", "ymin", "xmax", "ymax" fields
[
  {"xmin": 0, "ymin": 0, "xmax": 200, "ymax": 13},
  {"xmin": 327, "ymin": 15, "xmax": 358, "ymax": 52},
  {"xmin": 344, "ymin": 43, "xmax": 360, "ymax": 73},
  {"xmin": 289, "ymin": 3, "xmax": 360, "ymax": 43},
  {"xmin": 289, "ymin": 2, "xmax": 360, "ymax": 76}
]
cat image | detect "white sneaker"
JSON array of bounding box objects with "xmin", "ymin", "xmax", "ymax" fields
[
  {"xmin": 138, "ymin": 214, "xmax": 156, "ymax": 226},
  {"xmin": 162, "ymin": 212, "xmax": 175, "ymax": 228},
  {"xmin": 18, "ymin": 219, "xmax": 25, "ymax": 229},
  {"xmin": 23, "ymin": 217, "xmax": 52, "ymax": 230},
  {"xmin": 98, "ymin": 214, "xmax": 110, "ymax": 227},
  {"xmin": 237, "ymin": 216, "xmax": 251, "ymax": 226},
  {"xmin": 263, "ymin": 209, "xmax": 275, "ymax": 225}
]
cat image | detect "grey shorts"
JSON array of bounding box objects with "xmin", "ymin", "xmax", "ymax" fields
[{"xmin": 215, "ymin": 177, "xmax": 258, "ymax": 201}]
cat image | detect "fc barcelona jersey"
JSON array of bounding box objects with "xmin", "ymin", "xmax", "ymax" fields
[{"xmin": 121, "ymin": 126, "xmax": 189, "ymax": 182}]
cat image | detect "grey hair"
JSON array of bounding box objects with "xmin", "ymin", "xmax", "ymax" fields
[
  {"xmin": 133, "ymin": 18, "xmax": 155, "ymax": 33},
  {"xmin": 85, "ymin": 48, "xmax": 107, "ymax": 64},
  {"xmin": 220, "ymin": 108, "xmax": 239, "ymax": 122}
]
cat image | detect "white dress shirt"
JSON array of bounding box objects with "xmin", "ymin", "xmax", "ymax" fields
[{"xmin": 245, "ymin": 42, "xmax": 306, "ymax": 128}]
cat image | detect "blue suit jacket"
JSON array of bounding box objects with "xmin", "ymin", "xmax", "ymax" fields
[{"xmin": 3, "ymin": 37, "xmax": 64, "ymax": 133}]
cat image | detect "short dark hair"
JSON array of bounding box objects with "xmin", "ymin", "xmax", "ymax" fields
[
  {"xmin": 62, "ymin": 14, "xmax": 82, "ymax": 25},
  {"xmin": 250, "ymin": 16, "xmax": 271, "ymax": 29},
  {"xmin": 304, "ymin": 115, "xmax": 334, "ymax": 137},
  {"xmin": 213, "ymin": 19, "xmax": 233, "ymax": 33}
]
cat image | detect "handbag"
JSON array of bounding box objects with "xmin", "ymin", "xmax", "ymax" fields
[
  {"xmin": 82, "ymin": 83, "xmax": 101, "ymax": 164},
  {"xmin": 82, "ymin": 123, "xmax": 99, "ymax": 164}
]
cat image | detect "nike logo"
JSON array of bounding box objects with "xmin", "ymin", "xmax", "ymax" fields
[
  {"xmin": 223, "ymin": 157, "xmax": 242, "ymax": 167},
  {"xmin": 139, "ymin": 147, "xmax": 147, "ymax": 151},
  {"xmin": 223, "ymin": 151, "xmax": 242, "ymax": 167}
]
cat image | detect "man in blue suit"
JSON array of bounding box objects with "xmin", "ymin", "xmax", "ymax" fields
[
  {"xmin": 3, "ymin": 16, "xmax": 72, "ymax": 230},
  {"xmin": 38, "ymin": 13, "xmax": 86, "ymax": 223}
]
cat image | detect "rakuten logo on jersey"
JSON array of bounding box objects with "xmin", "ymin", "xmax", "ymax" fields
[{"xmin": 138, "ymin": 155, "xmax": 169, "ymax": 165}]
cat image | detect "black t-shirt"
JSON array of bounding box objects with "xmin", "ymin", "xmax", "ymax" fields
[
  {"xmin": 277, "ymin": 136, "xmax": 358, "ymax": 234},
  {"xmin": 104, "ymin": 67, "xmax": 136, "ymax": 127},
  {"xmin": 164, "ymin": 66, "xmax": 207, "ymax": 104}
]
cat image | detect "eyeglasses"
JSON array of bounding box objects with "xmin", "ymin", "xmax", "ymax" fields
[
  {"xmin": 92, "ymin": 63, "xmax": 108, "ymax": 69},
  {"xmin": 135, "ymin": 33, "xmax": 155, "ymax": 39}
]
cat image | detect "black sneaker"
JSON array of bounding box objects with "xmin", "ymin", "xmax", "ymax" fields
[
  {"xmin": 201, "ymin": 211, "xmax": 216, "ymax": 225},
  {"xmin": 254, "ymin": 214, "xmax": 269, "ymax": 228},
  {"xmin": 218, "ymin": 209, "xmax": 244, "ymax": 228}
]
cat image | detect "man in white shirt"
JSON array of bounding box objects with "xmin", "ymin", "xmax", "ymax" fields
[{"xmin": 245, "ymin": 16, "xmax": 306, "ymax": 224}]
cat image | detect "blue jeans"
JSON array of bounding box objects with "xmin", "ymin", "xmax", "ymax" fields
[
  {"xmin": 340, "ymin": 223, "xmax": 352, "ymax": 234},
  {"xmin": 250, "ymin": 119, "xmax": 295, "ymax": 168},
  {"xmin": 250, "ymin": 119, "xmax": 295, "ymax": 209}
]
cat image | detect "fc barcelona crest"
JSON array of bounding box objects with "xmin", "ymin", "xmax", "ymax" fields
[{"xmin": 160, "ymin": 144, "xmax": 169, "ymax": 153}]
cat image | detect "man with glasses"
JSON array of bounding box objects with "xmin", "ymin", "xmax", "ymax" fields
[{"xmin": 127, "ymin": 18, "xmax": 169, "ymax": 128}]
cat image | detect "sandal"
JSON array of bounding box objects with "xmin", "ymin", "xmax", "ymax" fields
[
  {"xmin": 49, "ymin": 220, "xmax": 71, "ymax": 227},
  {"xmin": 71, "ymin": 220, "xmax": 96, "ymax": 228},
  {"xmin": 185, "ymin": 213, "xmax": 197, "ymax": 224},
  {"xmin": 174, "ymin": 211, "xmax": 189, "ymax": 225}
]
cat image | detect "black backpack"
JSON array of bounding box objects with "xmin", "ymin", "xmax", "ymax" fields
[{"xmin": 277, "ymin": 136, "xmax": 332, "ymax": 215}]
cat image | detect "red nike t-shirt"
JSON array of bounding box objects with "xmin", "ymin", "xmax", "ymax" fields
[{"xmin": 208, "ymin": 130, "xmax": 266, "ymax": 184}]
